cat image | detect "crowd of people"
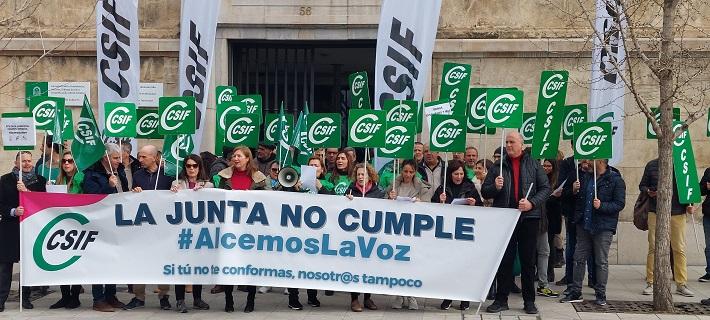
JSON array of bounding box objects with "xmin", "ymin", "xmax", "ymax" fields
[{"xmin": 0, "ymin": 131, "xmax": 709, "ymax": 315}]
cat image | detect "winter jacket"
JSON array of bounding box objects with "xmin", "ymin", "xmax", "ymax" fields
[
  {"xmin": 171, "ymin": 179, "xmax": 215, "ymax": 190},
  {"xmin": 83, "ymin": 161, "xmax": 129, "ymax": 194},
  {"xmin": 481, "ymin": 152, "xmax": 551, "ymax": 219},
  {"xmin": 0, "ymin": 171, "xmax": 47, "ymax": 262},
  {"xmin": 215, "ymin": 166, "xmax": 271, "ymax": 191},
  {"xmin": 417, "ymin": 158, "xmax": 446, "ymax": 190},
  {"xmin": 384, "ymin": 175, "xmax": 431, "ymax": 201},
  {"xmin": 256, "ymin": 154, "xmax": 276, "ymax": 178},
  {"xmin": 638, "ymin": 158, "xmax": 688, "ymax": 215},
  {"xmin": 558, "ymin": 156, "xmax": 581, "ymax": 222},
  {"xmin": 575, "ymin": 168, "xmax": 626, "ymax": 234},
  {"xmin": 345, "ymin": 182, "xmax": 386, "ymax": 199},
  {"xmin": 701, "ymin": 167, "xmax": 710, "ymax": 215},
  {"xmin": 132, "ymin": 167, "xmax": 173, "ymax": 190},
  {"xmin": 430, "ymin": 177, "xmax": 483, "ymax": 205}
]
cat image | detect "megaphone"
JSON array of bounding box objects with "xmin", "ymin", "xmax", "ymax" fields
[{"xmin": 278, "ymin": 167, "xmax": 299, "ymax": 188}]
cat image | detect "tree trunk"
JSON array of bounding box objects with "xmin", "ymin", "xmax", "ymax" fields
[{"xmin": 652, "ymin": 0, "xmax": 679, "ymax": 312}]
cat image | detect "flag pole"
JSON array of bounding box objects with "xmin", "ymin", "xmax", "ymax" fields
[
  {"xmin": 155, "ymin": 157, "xmax": 162, "ymax": 190},
  {"xmin": 443, "ymin": 152, "xmax": 448, "ymax": 203},
  {"xmin": 575, "ymin": 159, "xmax": 579, "ymax": 182},
  {"xmin": 499, "ymin": 129, "xmax": 505, "ymax": 176},
  {"xmin": 48, "ymin": 132, "xmax": 54, "ymax": 184},
  {"xmin": 483, "ymin": 132, "xmax": 487, "ymax": 174},
  {"xmin": 363, "ymin": 148, "xmax": 368, "ymax": 198},
  {"xmin": 593, "ymin": 159, "xmax": 597, "ymax": 199},
  {"xmin": 41, "ymin": 132, "xmax": 47, "ymax": 178}
]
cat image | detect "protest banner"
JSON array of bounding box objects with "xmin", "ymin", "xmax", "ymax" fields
[
  {"xmin": 562, "ymin": 104, "xmax": 587, "ymax": 140},
  {"xmin": 531, "ymin": 70, "xmax": 568, "ymax": 159},
  {"xmin": 1, "ymin": 112, "xmax": 36, "ymax": 151},
  {"xmin": 671, "ymin": 121, "xmax": 701, "ymax": 204},
  {"xmin": 439, "ymin": 62, "xmax": 471, "ymax": 116},
  {"xmin": 21, "ymin": 189, "xmax": 519, "ymax": 302}
]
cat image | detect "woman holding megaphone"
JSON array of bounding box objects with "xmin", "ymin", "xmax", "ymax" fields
[{"xmin": 214, "ymin": 146, "xmax": 271, "ymax": 313}]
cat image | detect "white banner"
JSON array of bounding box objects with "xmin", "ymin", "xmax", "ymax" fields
[
  {"xmin": 20, "ymin": 190, "xmax": 518, "ymax": 302},
  {"xmin": 96, "ymin": 0, "xmax": 140, "ymax": 130},
  {"xmin": 374, "ymin": 0, "xmax": 441, "ymax": 109},
  {"xmin": 589, "ymin": 0, "xmax": 627, "ymax": 165},
  {"xmin": 179, "ymin": 0, "xmax": 220, "ymax": 152}
]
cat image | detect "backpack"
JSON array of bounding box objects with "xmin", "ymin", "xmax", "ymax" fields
[{"xmin": 633, "ymin": 191, "xmax": 651, "ymax": 231}]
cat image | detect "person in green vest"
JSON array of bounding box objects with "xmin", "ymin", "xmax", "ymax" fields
[
  {"xmin": 49, "ymin": 150, "xmax": 85, "ymax": 309},
  {"xmin": 464, "ymin": 146, "xmax": 479, "ymax": 181},
  {"xmin": 324, "ymin": 151, "xmax": 353, "ymax": 196}
]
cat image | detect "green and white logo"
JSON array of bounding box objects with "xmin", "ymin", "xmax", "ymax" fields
[
  {"xmin": 30, "ymin": 96, "xmax": 64, "ymax": 130},
  {"xmin": 520, "ymin": 113, "xmax": 536, "ymax": 144},
  {"xmin": 531, "ymin": 71, "xmax": 568, "ymax": 159},
  {"xmin": 236, "ymin": 95, "xmax": 262, "ymax": 119},
  {"xmin": 74, "ymin": 116, "xmax": 100, "ymax": 147},
  {"xmin": 348, "ymin": 71, "xmax": 371, "ymax": 109},
  {"xmin": 264, "ymin": 113, "xmax": 293, "ymax": 144},
  {"xmin": 60, "ymin": 108, "xmax": 74, "ymax": 141},
  {"xmin": 25, "ymin": 81, "xmax": 48, "ymax": 107},
  {"xmin": 647, "ymin": 107, "xmax": 680, "ymax": 139},
  {"xmin": 485, "ymin": 89, "xmax": 523, "ymax": 129},
  {"xmin": 383, "ymin": 100, "xmax": 417, "ymax": 123},
  {"xmin": 541, "ymin": 72, "xmax": 567, "ymax": 100},
  {"xmin": 216, "ymin": 85, "xmax": 237, "ymax": 106},
  {"xmin": 33, "ymin": 212, "xmax": 96, "ymax": 271},
  {"xmin": 158, "ymin": 96, "xmax": 196, "ymax": 135},
  {"xmin": 306, "ymin": 113, "xmax": 341, "ymax": 148},
  {"xmin": 379, "ymin": 122, "xmax": 415, "ymax": 159},
  {"xmin": 430, "ymin": 115, "xmax": 466, "ymax": 152},
  {"xmin": 168, "ymin": 134, "xmax": 192, "ymax": 162},
  {"xmin": 348, "ymin": 109, "xmax": 385, "ymax": 147},
  {"xmin": 224, "ymin": 113, "xmax": 259, "ymax": 147},
  {"xmin": 562, "ymin": 104, "xmax": 587, "ymax": 140},
  {"xmin": 439, "ymin": 62, "xmax": 471, "ymax": 116},
  {"xmin": 104, "ymin": 102, "xmax": 136, "ymax": 137},
  {"xmin": 672, "ymin": 121, "xmax": 701, "ymax": 203},
  {"xmin": 467, "ymin": 88, "xmax": 496, "ymax": 135},
  {"xmin": 573, "ymin": 122, "xmax": 612, "ymax": 160},
  {"xmin": 136, "ymin": 109, "xmax": 162, "ymax": 139}
]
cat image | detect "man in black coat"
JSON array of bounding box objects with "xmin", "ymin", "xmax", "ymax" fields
[
  {"xmin": 0, "ymin": 151, "xmax": 47, "ymax": 311},
  {"xmin": 482, "ymin": 131, "xmax": 551, "ymax": 315}
]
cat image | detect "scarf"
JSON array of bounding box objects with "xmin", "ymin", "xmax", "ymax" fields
[{"xmin": 13, "ymin": 167, "xmax": 39, "ymax": 186}]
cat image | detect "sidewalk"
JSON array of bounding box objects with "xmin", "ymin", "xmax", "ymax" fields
[{"xmin": 2, "ymin": 265, "xmax": 710, "ymax": 320}]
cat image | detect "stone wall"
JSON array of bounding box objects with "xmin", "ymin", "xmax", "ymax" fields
[{"xmin": 0, "ymin": 0, "xmax": 708, "ymax": 264}]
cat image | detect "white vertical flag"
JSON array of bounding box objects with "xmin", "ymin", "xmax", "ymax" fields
[
  {"xmin": 179, "ymin": 0, "xmax": 221, "ymax": 153},
  {"xmin": 589, "ymin": 0, "xmax": 627, "ymax": 166},
  {"xmin": 374, "ymin": 0, "xmax": 441, "ymax": 109},
  {"xmin": 96, "ymin": 0, "xmax": 140, "ymax": 145}
]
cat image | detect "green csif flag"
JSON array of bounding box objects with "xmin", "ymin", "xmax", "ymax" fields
[
  {"xmin": 439, "ymin": 62, "xmax": 471, "ymax": 117},
  {"xmin": 348, "ymin": 71, "xmax": 371, "ymax": 109},
  {"xmin": 162, "ymin": 134, "xmax": 194, "ymax": 177},
  {"xmin": 276, "ymin": 104, "xmax": 292, "ymax": 167},
  {"xmin": 672, "ymin": 121, "xmax": 702, "ymax": 204},
  {"xmin": 647, "ymin": 107, "xmax": 680, "ymax": 139},
  {"xmin": 292, "ymin": 106, "xmax": 313, "ymax": 165},
  {"xmin": 573, "ymin": 122, "xmax": 612, "ymax": 160},
  {"xmin": 520, "ymin": 112, "xmax": 536, "ymax": 145},
  {"xmin": 71, "ymin": 96, "xmax": 105, "ymax": 171},
  {"xmin": 485, "ymin": 88, "xmax": 524, "ymax": 129},
  {"xmin": 531, "ymin": 70, "xmax": 568, "ymax": 159},
  {"xmin": 51, "ymin": 101, "xmax": 64, "ymax": 145},
  {"xmin": 466, "ymin": 88, "xmax": 497, "ymax": 135},
  {"xmin": 562, "ymin": 104, "xmax": 587, "ymax": 140},
  {"xmin": 61, "ymin": 108, "xmax": 74, "ymax": 141}
]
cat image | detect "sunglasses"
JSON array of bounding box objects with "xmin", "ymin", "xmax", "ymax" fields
[
  {"xmin": 62, "ymin": 159, "xmax": 75, "ymax": 164},
  {"xmin": 185, "ymin": 164, "xmax": 199, "ymax": 169},
  {"xmin": 270, "ymin": 168, "xmax": 279, "ymax": 172}
]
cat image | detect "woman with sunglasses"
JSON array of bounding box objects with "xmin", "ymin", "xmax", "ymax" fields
[
  {"xmin": 45, "ymin": 151, "xmax": 83, "ymax": 309},
  {"xmin": 169, "ymin": 154, "xmax": 212, "ymax": 313},
  {"xmin": 325, "ymin": 151, "xmax": 353, "ymax": 196},
  {"xmin": 214, "ymin": 146, "xmax": 271, "ymax": 313}
]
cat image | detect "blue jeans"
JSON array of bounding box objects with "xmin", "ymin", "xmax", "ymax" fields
[
  {"xmin": 565, "ymin": 220, "xmax": 596, "ymax": 283},
  {"xmin": 703, "ymin": 215, "xmax": 710, "ymax": 274},
  {"xmin": 569, "ymin": 225, "xmax": 613, "ymax": 294},
  {"xmin": 92, "ymin": 284, "xmax": 117, "ymax": 302}
]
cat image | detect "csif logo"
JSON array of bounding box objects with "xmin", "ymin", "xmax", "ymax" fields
[
  {"xmin": 673, "ymin": 123, "xmax": 686, "ymax": 148},
  {"xmin": 349, "ymin": 114, "xmax": 382, "ymax": 144},
  {"xmin": 136, "ymin": 112, "xmax": 159, "ymax": 136},
  {"xmin": 542, "ymin": 73, "xmax": 566, "ymax": 99},
  {"xmin": 467, "ymin": 92, "xmax": 486, "ymax": 130},
  {"xmin": 33, "ymin": 213, "xmax": 98, "ymax": 272},
  {"xmin": 160, "ymin": 101, "xmax": 192, "ymax": 131},
  {"xmin": 226, "ymin": 116, "xmax": 256, "ymax": 144},
  {"xmin": 563, "ymin": 108, "xmax": 585, "ymax": 137},
  {"xmin": 308, "ymin": 117, "xmax": 337, "ymax": 145},
  {"xmin": 521, "ymin": 115, "xmax": 535, "ymax": 140},
  {"xmin": 432, "ymin": 119, "xmax": 463, "ymax": 148},
  {"xmin": 219, "ymin": 104, "xmax": 244, "ymax": 130},
  {"xmin": 381, "ymin": 125, "xmax": 410, "ymax": 154},
  {"xmin": 444, "ymin": 65, "xmax": 468, "ymax": 86},
  {"xmin": 351, "ymin": 74, "xmax": 366, "ymax": 96},
  {"xmin": 33, "ymin": 100, "xmax": 57, "ymax": 127},
  {"xmin": 487, "ymin": 94, "xmax": 519, "ymax": 124},
  {"xmin": 386, "ymin": 103, "xmax": 413, "ymax": 122},
  {"xmin": 265, "ymin": 118, "xmax": 279, "ymax": 142},
  {"xmin": 575, "ymin": 126, "xmax": 607, "ymax": 156},
  {"xmin": 106, "ymin": 106, "xmax": 133, "ymax": 134},
  {"xmin": 74, "ymin": 117, "xmax": 98, "ymax": 146},
  {"xmin": 218, "ymin": 88, "xmax": 234, "ymax": 104},
  {"xmin": 171, "ymin": 135, "xmax": 191, "ymax": 161},
  {"xmin": 241, "ymin": 97, "xmax": 258, "ymax": 113}
]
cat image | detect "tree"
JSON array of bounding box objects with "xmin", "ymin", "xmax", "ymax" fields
[{"xmin": 547, "ymin": 0, "xmax": 710, "ymax": 312}]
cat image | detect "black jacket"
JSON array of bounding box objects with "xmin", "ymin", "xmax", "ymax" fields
[
  {"xmin": 558, "ymin": 156, "xmax": 580, "ymax": 222},
  {"xmin": 430, "ymin": 178, "xmax": 483, "ymax": 205},
  {"xmin": 481, "ymin": 152, "xmax": 551, "ymax": 219},
  {"xmin": 638, "ymin": 159, "xmax": 688, "ymax": 215},
  {"xmin": 701, "ymin": 167, "xmax": 710, "ymax": 215},
  {"xmin": 83, "ymin": 161, "xmax": 129, "ymax": 194},
  {"xmin": 132, "ymin": 167, "xmax": 172, "ymax": 190},
  {"xmin": 575, "ymin": 169, "xmax": 626, "ymax": 234},
  {"xmin": 345, "ymin": 182, "xmax": 386, "ymax": 199},
  {"xmin": 0, "ymin": 171, "xmax": 47, "ymax": 263}
]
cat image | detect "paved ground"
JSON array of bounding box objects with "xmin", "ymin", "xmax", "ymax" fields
[{"xmin": 3, "ymin": 265, "xmax": 710, "ymax": 319}]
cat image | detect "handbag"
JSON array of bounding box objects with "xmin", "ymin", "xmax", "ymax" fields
[{"xmin": 633, "ymin": 191, "xmax": 651, "ymax": 231}]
